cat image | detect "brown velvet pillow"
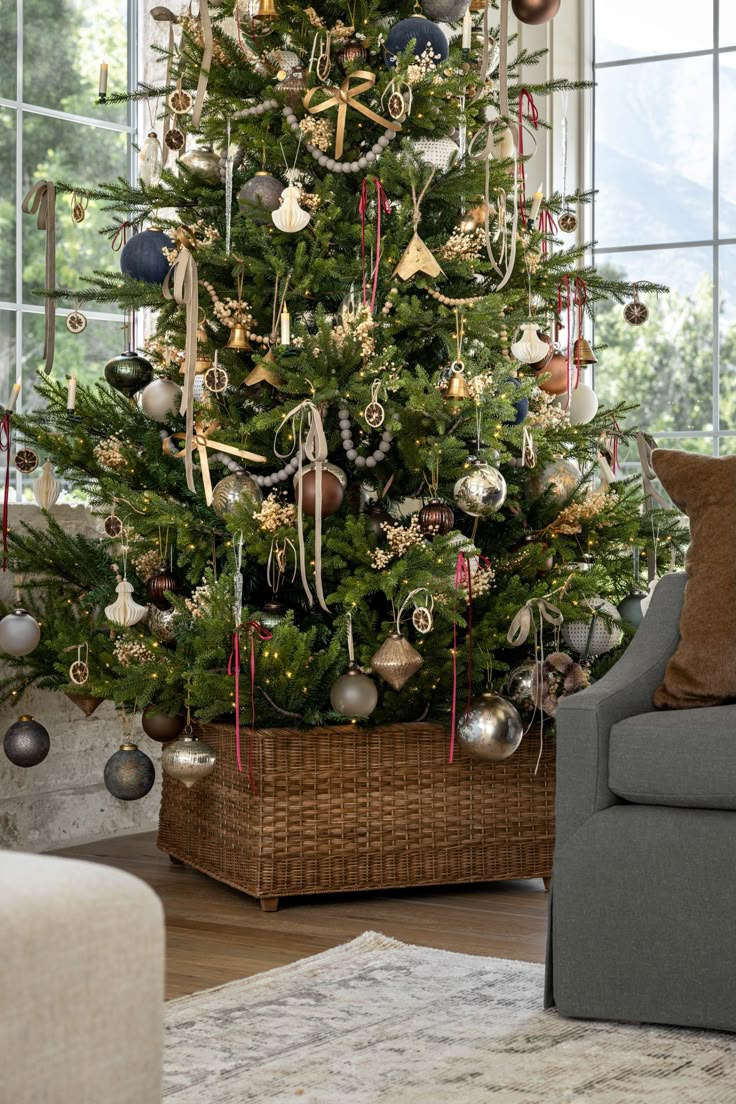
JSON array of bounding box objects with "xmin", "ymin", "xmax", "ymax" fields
[{"xmin": 651, "ymin": 448, "xmax": 736, "ymax": 709}]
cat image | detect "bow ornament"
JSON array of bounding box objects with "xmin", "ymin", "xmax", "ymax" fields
[
  {"xmin": 507, "ymin": 597, "xmax": 563, "ymax": 647},
  {"xmin": 170, "ymin": 418, "xmax": 267, "ymax": 506},
  {"xmin": 22, "ymin": 181, "xmax": 56, "ymax": 374},
  {"xmin": 303, "ymin": 71, "xmax": 401, "ymax": 160}
]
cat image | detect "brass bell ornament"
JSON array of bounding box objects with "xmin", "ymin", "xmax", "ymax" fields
[
  {"xmin": 572, "ymin": 336, "xmax": 597, "ymax": 365},
  {"xmin": 225, "ymin": 323, "xmax": 252, "ymax": 351},
  {"xmin": 252, "ymin": 0, "xmax": 279, "ymax": 19}
]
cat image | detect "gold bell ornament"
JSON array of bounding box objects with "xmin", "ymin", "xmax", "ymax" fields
[
  {"xmin": 444, "ymin": 362, "xmax": 471, "ymax": 405},
  {"xmin": 251, "ymin": 0, "xmax": 279, "ymax": 19},
  {"xmin": 572, "ymin": 336, "xmax": 597, "ymax": 365},
  {"xmin": 226, "ymin": 323, "xmax": 252, "ymax": 351},
  {"xmin": 195, "ymin": 312, "xmax": 212, "ymax": 371}
]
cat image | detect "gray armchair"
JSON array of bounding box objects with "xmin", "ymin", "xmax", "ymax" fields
[{"xmin": 546, "ymin": 571, "xmax": 736, "ymax": 1032}]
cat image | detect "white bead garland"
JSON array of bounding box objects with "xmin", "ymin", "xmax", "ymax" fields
[
  {"xmin": 281, "ymin": 105, "xmax": 399, "ymax": 174},
  {"xmin": 339, "ymin": 408, "xmax": 394, "ymax": 469}
]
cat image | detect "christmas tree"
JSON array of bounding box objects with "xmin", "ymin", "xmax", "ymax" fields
[{"xmin": 1, "ymin": 0, "xmax": 683, "ymax": 774}]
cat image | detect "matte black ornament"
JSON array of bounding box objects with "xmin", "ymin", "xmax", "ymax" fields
[
  {"xmin": 104, "ymin": 743, "xmax": 155, "ymax": 801},
  {"xmin": 146, "ymin": 567, "xmax": 177, "ymax": 610},
  {"xmin": 385, "ymin": 16, "xmax": 449, "ymax": 67},
  {"xmin": 418, "ymin": 499, "xmax": 454, "ymax": 537},
  {"xmin": 4, "ymin": 714, "xmax": 50, "ymax": 768},
  {"xmin": 120, "ymin": 228, "xmax": 174, "ymax": 285},
  {"xmin": 104, "ymin": 350, "xmax": 154, "ymax": 399}
]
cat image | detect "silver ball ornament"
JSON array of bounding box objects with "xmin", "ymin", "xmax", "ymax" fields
[
  {"xmin": 0, "ymin": 608, "xmax": 41, "ymax": 657},
  {"xmin": 453, "ymin": 459, "xmax": 507, "ymax": 518},
  {"xmin": 330, "ymin": 665, "xmax": 379, "ymax": 719},
  {"xmin": 140, "ymin": 377, "xmax": 182, "ymax": 423},
  {"xmin": 148, "ymin": 605, "xmax": 176, "ymax": 643},
  {"xmin": 507, "ymin": 664, "xmax": 540, "ymax": 713},
  {"xmin": 162, "ymin": 731, "xmax": 217, "ymax": 789},
  {"xmin": 456, "ymin": 692, "xmax": 523, "ymax": 762}
]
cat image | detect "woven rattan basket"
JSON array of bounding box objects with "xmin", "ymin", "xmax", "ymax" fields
[{"xmin": 157, "ymin": 721, "xmax": 555, "ymax": 910}]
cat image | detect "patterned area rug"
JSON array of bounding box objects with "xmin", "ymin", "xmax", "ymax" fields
[{"xmin": 163, "ymin": 931, "xmax": 736, "ymax": 1103}]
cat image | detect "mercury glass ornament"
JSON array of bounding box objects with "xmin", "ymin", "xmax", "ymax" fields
[
  {"xmin": 259, "ymin": 600, "xmax": 287, "ymax": 631},
  {"xmin": 104, "ymin": 350, "xmax": 154, "ymax": 399},
  {"xmin": 562, "ymin": 598, "xmax": 623, "ymax": 659},
  {"xmin": 212, "ymin": 473, "xmax": 264, "ymax": 518},
  {"xmin": 421, "ymin": 0, "xmax": 470, "ymax": 19},
  {"xmin": 456, "ymin": 692, "xmax": 523, "ymax": 763},
  {"xmin": 4, "ymin": 715, "xmax": 50, "ymax": 768},
  {"xmin": 526, "ymin": 459, "xmax": 579, "ymax": 504},
  {"xmin": 162, "ymin": 730, "xmax": 216, "ymax": 789},
  {"xmin": 330, "ymin": 664, "xmax": 379, "ymax": 719},
  {"xmin": 148, "ymin": 605, "xmax": 176, "ymax": 642},
  {"xmin": 453, "ymin": 459, "xmax": 507, "ymax": 518},
  {"xmin": 237, "ymin": 172, "xmax": 284, "ymax": 225},
  {"xmin": 371, "ymin": 631, "xmax": 424, "ymax": 691},
  {"xmin": 139, "ymin": 131, "xmax": 164, "ymax": 187},
  {"xmin": 142, "ymin": 706, "xmax": 186, "ymax": 743},
  {"xmin": 104, "ymin": 744, "xmax": 155, "ymax": 801},
  {"xmin": 179, "ymin": 146, "xmax": 221, "ymax": 184},
  {"xmin": 146, "ymin": 567, "xmax": 177, "ymax": 611},
  {"xmin": 140, "ymin": 377, "xmax": 182, "ymax": 422},
  {"xmin": 507, "ymin": 664, "xmax": 540, "ymax": 712},
  {"xmin": 0, "ymin": 608, "xmax": 41, "ymax": 657}
]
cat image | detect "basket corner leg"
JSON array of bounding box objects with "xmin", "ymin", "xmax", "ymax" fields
[{"xmin": 259, "ymin": 896, "xmax": 280, "ymax": 912}]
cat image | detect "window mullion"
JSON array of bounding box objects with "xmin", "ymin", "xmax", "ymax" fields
[{"xmin": 713, "ymin": 0, "xmax": 721, "ymax": 454}]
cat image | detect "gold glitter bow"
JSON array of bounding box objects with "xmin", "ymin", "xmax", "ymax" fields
[
  {"xmin": 170, "ymin": 419, "xmax": 267, "ymax": 506},
  {"xmin": 303, "ymin": 71, "xmax": 401, "ymax": 159}
]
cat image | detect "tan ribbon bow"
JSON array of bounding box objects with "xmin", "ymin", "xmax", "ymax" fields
[
  {"xmin": 275, "ymin": 400, "xmax": 330, "ymax": 613},
  {"xmin": 507, "ymin": 597, "xmax": 563, "ymax": 647},
  {"xmin": 303, "ymin": 71, "xmax": 401, "ymax": 160},
  {"xmin": 22, "ymin": 181, "xmax": 56, "ymax": 374},
  {"xmin": 170, "ymin": 419, "xmax": 267, "ymax": 506},
  {"xmin": 191, "ymin": 1, "xmax": 213, "ymax": 128},
  {"xmin": 163, "ymin": 246, "xmax": 198, "ymax": 493}
]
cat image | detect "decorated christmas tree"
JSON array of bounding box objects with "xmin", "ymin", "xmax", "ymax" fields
[{"xmin": 0, "ymin": 0, "xmax": 683, "ymax": 792}]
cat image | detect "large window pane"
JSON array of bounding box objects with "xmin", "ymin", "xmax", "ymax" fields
[
  {"xmin": 22, "ymin": 313, "xmax": 123, "ymax": 412},
  {"xmin": 595, "ymin": 56, "xmax": 713, "ymax": 249},
  {"xmin": 718, "ymin": 245, "xmax": 736, "ymax": 431},
  {"xmin": 595, "ymin": 0, "xmax": 713, "ymax": 65},
  {"xmin": 720, "ymin": 9, "xmax": 736, "ymax": 49},
  {"xmin": 0, "ymin": 0, "xmax": 17, "ymax": 100},
  {"xmin": 23, "ymin": 0, "xmax": 129, "ymax": 125},
  {"xmin": 22, "ymin": 113, "xmax": 128, "ymax": 304},
  {"xmin": 719, "ymin": 53, "xmax": 736, "ymax": 236},
  {"xmin": 0, "ymin": 108, "xmax": 16, "ymax": 302},
  {"xmin": 594, "ymin": 247, "xmax": 713, "ymax": 434},
  {"xmin": 0, "ymin": 311, "xmax": 17, "ymax": 408}
]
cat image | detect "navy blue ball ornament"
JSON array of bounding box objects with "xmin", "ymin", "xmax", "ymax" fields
[
  {"xmin": 120, "ymin": 228, "xmax": 174, "ymax": 285},
  {"xmin": 385, "ymin": 16, "xmax": 449, "ymax": 68},
  {"xmin": 503, "ymin": 377, "xmax": 529, "ymax": 426}
]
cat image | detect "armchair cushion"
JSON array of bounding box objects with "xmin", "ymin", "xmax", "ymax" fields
[
  {"xmin": 651, "ymin": 448, "xmax": 736, "ymax": 709},
  {"xmin": 610, "ymin": 704, "xmax": 736, "ymax": 809}
]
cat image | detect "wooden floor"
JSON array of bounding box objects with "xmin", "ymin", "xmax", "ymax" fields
[{"xmin": 54, "ymin": 831, "xmax": 549, "ymax": 1000}]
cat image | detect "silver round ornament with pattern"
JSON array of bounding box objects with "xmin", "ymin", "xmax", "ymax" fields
[
  {"xmin": 561, "ymin": 598, "xmax": 623, "ymax": 659},
  {"xmin": 456, "ymin": 691, "xmax": 523, "ymax": 763}
]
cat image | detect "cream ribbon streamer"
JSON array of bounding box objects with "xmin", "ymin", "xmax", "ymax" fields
[
  {"xmin": 635, "ymin": 431, "xmax": 669, "ymax": 510},
  {"xmin": 506, "ymin": 597, "xmax": 563, "ymax": 647},
  {"xmin": 275, "ymin": 400, "xmax": 330, "ymax": 612},
  {"xmin": 191, "ymin": 1, "xmax": 213, "ymax": 128},
  {"xmin": 163, "ymin": 246, "xmax": 198, "ymax": 493},
  {"xmin": 22, "ymin": 181, "xmax": 56, "ymax": 374}
]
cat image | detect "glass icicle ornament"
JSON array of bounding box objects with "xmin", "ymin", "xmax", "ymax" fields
[{"xmin": 139, "ymin": 131, "xmax": 164, "ymax": 188}]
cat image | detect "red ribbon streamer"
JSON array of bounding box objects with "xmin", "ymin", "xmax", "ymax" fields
[
  {"xmin": 229, "ymin": 620, "xmax": 273, "ymax": 795},
  {"xmin": 0, "ymin": 412, "xmax": 11, "ymax": 572},
  {"xmin": 610, "ymin": 419, "xmax": 621, "ymax": 473},
  {"xmin": 517, "ymin": 88, "xmax": 539, "ymax": 228},
  {"xmin": 537, "ymin": 209, "xmax": 558, "ymax": 255},
  {"xmin": 450, "ymin": 552, "xmax": 476, "ymax": 764},
  {"xmin": 111, "ymin": 221, "xmax": 131, "ymax": 253},
  {"xmin": 557, "ymin": 275, "xmax": 587, "ymax": 406},
  {"xmin": 359, "ymin": 178, "xmax": 391, "ymax": 314}
]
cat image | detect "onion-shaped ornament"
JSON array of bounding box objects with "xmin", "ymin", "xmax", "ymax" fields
[
  {"xmin": 162, "ymin": 728, "xmax": 216, "ymax": 789},
  {"xmin": 330, "ymin": 664, "xmax": 379, "ymax": 719},
  {"xmin": 259, "ymin": 600, "xmax": 287, "ymax": 631},
  {"xmin": 272, "ymin": 184, "xmax": 311, "ymax": 233},
  {"xmin": 104, "ymin": 744, "xmax": 155, "ymax": 801},
  {"xmin": 105, "ymin": 580, "xmax": 148, "ymax": 628},
  {"xmin": 511, "ymin": 322, "xmax": 552, "ymax": 365},
  {"xmin": 0, "ymin": 609, "xmax": 41, "ymax": 657},
  {"xmin": 179, "ymin": 146, "xmax": 221, "ymax": 184},
  {"xmin": 562, "ymin": 598, "xmax": 623, "ymax": 659},
  {"xmin": 140, "ymin": 377, "xmax": 182, "ymax": 422},
  {"xmin": 212, "ymin": 473, "xmax": 263, "ymax": 518},
  {"xmin": 456, "ymin": 692, "xmax": 523, "ymax": 762},
  {"xmin": 4, "ymin": 715, "xmax": 50, "ymax": 768},
  {"xmin": 139, "ymin": 131, "xmax": 164, "ymax": 187},
  {"xmin": 371, "ymin": 631, "xmax": 424, "ymax": 691},
  {"xmin": 104, "ymin": 350, "xmax": 154, "ymax": 399},
  {"xmin": 453, "ymin": 459, "xmax": 507, "ymax": 517},
  {"xmin": 146, "ymin": 567, "xmax": 176, "ymax": 610},
  {"xmin": 32, "ymin": 461, "xmax": 61, "ymax": 508}
]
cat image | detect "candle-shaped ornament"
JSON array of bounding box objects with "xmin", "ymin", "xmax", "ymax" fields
[
  {"xmin": 98, "ymin": 62, "xmax": 108, "ymax": 100},
  {"xmin": 529, "ymin": 183, "xmax": 544, "ymax": 223},
  {"xmin": 6, "ymin": 382, "xmax": 21, "ymax": 412},
  {"xmin": 280, "ymin": 306, "xmax": 291, "ymax": 346},
  {"xmin": 67, "ymin": 373, "xmax": 77, "ymax": 412},
  {"xmin": 462, "ymin": 8, "xmax": 473, "ymax": 50}
]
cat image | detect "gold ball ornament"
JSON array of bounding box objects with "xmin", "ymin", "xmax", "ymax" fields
[{"xmin": 371, "ymin": 631, "xmax": 424, "ymax": 691}]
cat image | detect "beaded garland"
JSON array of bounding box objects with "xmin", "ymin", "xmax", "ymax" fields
[
  {"xmin": 282, "ymin": 105, "xmax": 399, "ymax": 173},
  {"xmin": 339, "ymin": 408, "xmax": 394, "ymax": 468}
]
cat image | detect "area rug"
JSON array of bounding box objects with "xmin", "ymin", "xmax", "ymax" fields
[{"xmin": 163, "ymin": 931, "xmax": 735, "ymax": 1103}]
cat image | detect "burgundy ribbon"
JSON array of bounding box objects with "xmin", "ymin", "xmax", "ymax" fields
[
  {"xmin": 0, "ymin": 412, "xmax": 11, "ymax": 572},
  {"xmin": 359, "ymin": 178, "xmax": 391, "ymax": 314},
  {"xmin": 111, "ymin": 221, "xmax": 132, "ymax": 253},
  {"xmin": 517, "ymin": 89, "xmax": 539, "ymax": 228},
  {"xmin": 450, "ymin": 553, "xmax": 474, "ymax": 764},
  {"xmin": 229, "ymin": 620, "xmax": 273, "ymax": 795},
  {"xmin": 537, "ymin": 209, "xmax": 558, "ymax": 254}
]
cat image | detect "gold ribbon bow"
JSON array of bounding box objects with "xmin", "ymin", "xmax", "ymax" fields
[
  {"xmin": 171, "ymin": 418, "xmax": 267, "ymax": 506},
  {"xmin": 507, "ymin": 597, "xmax": 563, "ymax": 647},
  {"xmin": 163, "ymin": 246, "xmax": 198, "ymax": 494},
  {"xmin": 303, "ymin": 72, "xmax": 401, "ymax": 160},
  {"xmin": 22, "ymin": 181, "xmax": 56, "ymax": 374}
]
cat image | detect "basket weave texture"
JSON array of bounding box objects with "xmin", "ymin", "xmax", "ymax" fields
[{"xmin": 157, "ymin": 721, "xmax": 555, "ymax": 903}]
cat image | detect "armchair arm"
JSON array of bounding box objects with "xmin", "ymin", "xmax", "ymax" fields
[{"xmin": 554, "ymin": 572, "xmax": 686, "ymax": 849}]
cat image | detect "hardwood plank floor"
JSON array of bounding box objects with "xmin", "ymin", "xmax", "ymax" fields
[{"xmin": 54, "ymin": 831, "xmax": 549, "ymax": 1000}]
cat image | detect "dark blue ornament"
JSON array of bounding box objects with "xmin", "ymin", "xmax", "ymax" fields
[
  {"xmin": 503, "ymin": 377, "xmax": 529, "ymax": 426},
  {"xmin": 120, "ymin": 229, "xmax": 174, "ymax": 285},
  {"xmin": 385, "ymin": 16, "xmax": 449, "ymax": 68},
  {"xmin": 104, "ymin": 744, "xmax": 155, "ymax": 801}
]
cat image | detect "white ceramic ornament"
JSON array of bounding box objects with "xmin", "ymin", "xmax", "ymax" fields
[
  {"xmin": 272, "ymin": 185, "xmax": 311, "ymax": 233},
  {"xmin": 0, "ymin": 609, "xmax": 41, "ymax": 657},
  {"xmin": 105, "ymin": 580, "xmax": 148, "ymax": 628},
  {"xmin": 568, "ymin": 383, "xmax": 599, "ymax": 425},
  {"xmin": 510, "ymin": 323, "xmax": 550, "ymax": 365},
  {"xmin": 561, "ymin": 598, "xmax": 623, "ymax": 659},
  {"xmin": 140, "ymin": 377, "xmax": 183, "ymax": 423},
  {"xmin": 32, "ymin": 461, "xmax": 61, "ymax": 508}
]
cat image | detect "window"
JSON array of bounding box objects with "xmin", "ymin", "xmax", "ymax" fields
[
  {"xmin": 593, "ymin": 1, "xmax": 736, "ymax": 458},
  {"xmin": 0, "ymin": 0, "xmax": 134, "ymax": 500}
]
